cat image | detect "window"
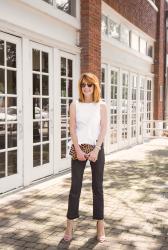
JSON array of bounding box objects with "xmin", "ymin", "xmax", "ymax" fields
[
  {"xmin": 101, "ymin": 15, "xmax": 108, "ymax": 36},
  {"xmin": 60, "ymin": 56, "xmax": 73, "ymax": 159},
  {"xmin": 101, "ymin": 67, "xmax": 106, "ymax": 99},
  {"xmin": 140, "ymin": 38, "xmax": 147, "ymax": 55},
  {"xmin": 120, "ymin": 25, "xmax": 130, "ymax": 46},
  {"xmin": 147, "ymin": 44, "xmax": 153, "ymax": 58},
  {"xmin": 42, "ymin": 0, "xmax": 76, "ymax": 17},
  {"xmin": 109, "ymin": 19, "xmax": 120, "ymax": 40},
  {"xmin": 131, "ymin": 32, "xmax": 139, "ymax": 51}
]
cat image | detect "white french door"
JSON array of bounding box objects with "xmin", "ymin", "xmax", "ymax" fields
[
  {"xmin": 30, "ymin": 42, "xmax": 53, "ymax": 181},
  {"xmin": 130, "ymin": 73, "xmax": 138, "ymax": 144},
  {"xmin": 119, "ymin": 70, "xmax": 129, "ymax": 148},
  {"xmin": 0, "ymin": 32, "xmax": 23, "ymax": 193},
  {"xmin": 109, "ymin": 67, "xmax": 119, "ymax": 152},
  {"xmin": 138, "ymin": 76, "xmax": 146, "ymax": 142},
  {"xmin": 59, "ymin": 51, "xmax": 75, "ymax": 172},
  {"xmin": 146, "ymin": 78, "xmax": 153, "ymax": 136}
]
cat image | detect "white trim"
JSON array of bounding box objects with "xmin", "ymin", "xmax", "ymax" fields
[
  {"xmin": 22, "ymin": 37, "xmax": 32, "ymax": 186},
  {"xmin": 102, "ymin": 37, "xmax": 154, "ymax": 64},
  {"xmin": 0, "ymin": 21, "xmax": 81, "ymax": 55},
  {"xmin": 20, "ymin": 0, "xmax": 80, "ymax": 30},
  {"xmin": 53, "ymin": 48, "xmax": 61, "ymax": 174}
]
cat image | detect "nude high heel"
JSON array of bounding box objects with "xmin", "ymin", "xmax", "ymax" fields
[
  {"xmin": 97, "ymin": 220, "xmax": 106, "ymax": 243},
  {"xmin": 64, "ymin": 219, "xmax": 73, "ymax": 242}
]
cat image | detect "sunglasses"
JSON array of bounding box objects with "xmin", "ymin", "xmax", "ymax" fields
[{"xmin": 81, "ymin": 83, "xmax": 93, "ymax": 88}]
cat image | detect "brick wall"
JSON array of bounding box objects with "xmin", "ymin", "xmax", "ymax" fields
[
  {"xmin": 80, "ymin": 1, "xmax": 166, "ymax": 120},
  {"xmin": 154, "ymin": 0, "xmax": 166, "ymax": 120},
  {"xmin": 104, "ymin": 0, "xmax": 157, "ymax": 39},
  {"xmin": 80, "ymin": 0, "xmax": 101, "ymax": 80}
]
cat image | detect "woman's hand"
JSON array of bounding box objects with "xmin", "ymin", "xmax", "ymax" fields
[
  {"xmin": 88, "ymin": 148, "xmax": 99, "ymax": 162},
  {"xmin": 76, "ymin": 149, "xmax": 87, "ymax": 161}
]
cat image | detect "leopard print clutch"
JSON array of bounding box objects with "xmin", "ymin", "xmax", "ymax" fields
[{"xmin": 69, "ymin": 144, "xmax": 95, "ymax": 160}]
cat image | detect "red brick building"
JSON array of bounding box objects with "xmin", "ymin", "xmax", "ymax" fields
[{"xmin": 0, "ymin": 0, "xmax": 167, "ymax": 193}]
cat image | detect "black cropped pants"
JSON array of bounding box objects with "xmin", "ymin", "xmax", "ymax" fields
[{"xmin": 67, "ymin": 145, "xmax": 105, "ymax": 220}]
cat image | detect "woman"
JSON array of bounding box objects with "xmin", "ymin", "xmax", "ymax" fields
[{"xmin": 64, "ymin": 72, "xmax": 107, "ymax": 242}]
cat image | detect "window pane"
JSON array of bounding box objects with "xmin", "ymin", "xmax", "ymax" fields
[
  {"xmin": 147, "ymin": 45, "xmax": 153, "ymax": 58},
  {"xmin": 6, "ymin": 42, "xmax": 16, "ymax": 68},
  {"xmin": 109, "ymin": 19, "xmax": 120, "ymax": 39},
  {"xmin": 101, "ymin": 84, "xmax": 105, "ymax": 99},
  {"xmin": 131, "ymin": 33, "xmax": 139, "ymax": 51},
  {"xmin": 61, "ymin": 99, "xmax": 66, "ymax": 117},
  {"xmin": 0, "ymin": 125, "xmax": 5, "ymax": 150},
  {"xmin": 7, "ymin": 98, "xmax": 17, "ymax": 121},
  {"xmin": 33, "ymin": 49, "xmax": 40, "ymax": 71},
  {"xmin": 61, "ymin": 140, "xmax": 66, "ymax": 158},
  {"xmin": 0, "ymin": 40, "xmax": 4, "ymax": 66},
  {"xmin": 8, "ymin": 150, "xmax": 17, "ymax": 176},
  {"xmin": 8, "ymin": 124, "xmax": 17, "ymax": 148},
  {"xmin": 68, "ymin": 59, "xmax": 72, "ymax": 77},
  {"xmin": 42, "ymin": 52, "xmax": 48, "ymax": 73},
  {"xmin": 42, "ymin": 121, "xmax": 49, "ymax": 141},
  {"xmin": 0, "ymin": 152, "xmax": 5, "ymax": 178},
  {"xmin": 42, "ymin": 75, "xmax": 49, "ymax": 96},
  {"xmin": 33, "ymin": 74, "xmax": 40, "ymax": 95},
  {"xmin": 0, "ymin": 68, "xmax": 5, "ymax": 94},
  {"xmin": 0, "ymin": 97, "xmax": 5, "ymax": 122},
  {"xmin": 61, "ymin": 78, "xmax": 66, "ymax": 97},
  {"xmin": 33, "ymin": 121, "xmax": 40, "ymax": 143},
  {"xmin": 42, "ymin": 98, "xmax": 49, "ymax": 119},
  {"xmin": 101, "ymin": 68, "xmax": 105, "ymax": 83},
  {"xmin": 56, "ymin": 0, "xmax": 76, "ymax": 17},
  {"xmin": 33, "ymin": 98, "xmax": 40, "ymax": 119},
  {"xmin": 7, "ymin": 70, "xmax": 16, "ymax": 94},
  {"xmin": 68, "ymin": 79, "xmax": 72, "ymax": 97},
  {"xmin": 61, "ymin": 57, "xmax": 66, "ymax": 76},
  {"xmin": 101, "ymin": 15, "xmax": 108, "ymax": 35},
  {"xmin": 120, "ymin": 25, "xmax": 130, "ymax": 46},
  {"xmin": 33, "ymin": 145, "xmax": 41, "ymax": 167},
  {"xmin": 43, "ymin": 143, "xmax": 49, "ymax": 164}
]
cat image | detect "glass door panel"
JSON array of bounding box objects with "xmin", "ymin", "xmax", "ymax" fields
[
  {"xmin": 60, "ymin": 56, "xmax": 73, "ymax": 160},
  {"xmin": 146, "ymin": 79, "xmax": 153, "ymax": 135},
  {"xmin": 0, "ymin": 32, "xmax": 22, "ymax": 193},
  {"xmin": 31, "ymin": 43, "xmax": 53, "ymax": 181},
  {"xmin": 139, "ymin": 76, "xmax": 146, "ymax": 137},
  {"xmin": 130, "ymin": 74, "xmax": 138, "ymax": 142},
  {"xmin": 121, "ymin": 72, "xmax": 129, "ymax": 144},
  {"xmin": 110, "ymin": 70, "xmax": 118, "ymax": 147}
]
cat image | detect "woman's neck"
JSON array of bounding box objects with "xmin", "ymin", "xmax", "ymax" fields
[{"xmin": 84, "ymin": 97, "xmax": 93, "ymax": 103}]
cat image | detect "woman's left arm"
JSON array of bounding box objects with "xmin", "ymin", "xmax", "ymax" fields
[{"xmin": 88, "ymin": 102, "xmax": 107, "ymax": 162}]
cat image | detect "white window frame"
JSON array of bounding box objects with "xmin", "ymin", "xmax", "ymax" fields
[
  {"xmin": 20, "ymin": 0, "xmax": 80, "ymax": 29},
  {"xmin": 0, "ymin": 31, "xmax": 23, "ymax": 194}
]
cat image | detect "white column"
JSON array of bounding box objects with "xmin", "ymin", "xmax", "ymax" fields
[
  {"xmin": 53, "ymin": 48, "xmax": 61, "ymax": 174},
  {"xmin": 106, "ymin": 64, "xmax": 111, "ymax": 154},
  {"xmin": 22, "ymin": 37, "xmax": 33, "ymax": 186}
]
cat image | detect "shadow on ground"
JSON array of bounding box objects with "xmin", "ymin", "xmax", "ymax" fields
[{"xmin": 0, "ymin": 144, "xmax": 168, "ymax": 249}]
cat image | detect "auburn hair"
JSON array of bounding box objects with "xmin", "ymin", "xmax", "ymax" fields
[{"xmin": 78, "ymin": 72, "xmax": 101, "ymax": 102}]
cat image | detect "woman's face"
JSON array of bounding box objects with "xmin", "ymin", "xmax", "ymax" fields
[{"xmin": 81, "ymin": 81, "xmax": 94, "ymax": 99}]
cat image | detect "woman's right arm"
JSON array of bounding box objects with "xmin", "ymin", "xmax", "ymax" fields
[{"xmin": 70, "ymin": 101, "xmax": 86, "ymax": 161}]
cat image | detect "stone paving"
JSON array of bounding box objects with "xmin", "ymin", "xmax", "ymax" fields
[{"xmin": 0, "ymin": 138, "xmax": 168, "ymax": 250}]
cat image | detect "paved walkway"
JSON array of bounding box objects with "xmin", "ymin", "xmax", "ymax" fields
[{"xmin": 0, "ymin": 138, "xmax": 168, "ymax": 250}]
